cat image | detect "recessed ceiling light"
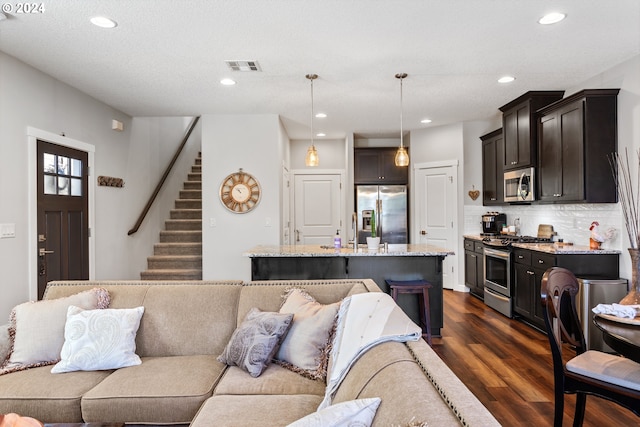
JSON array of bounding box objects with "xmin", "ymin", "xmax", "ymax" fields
[
  {"xmin": 315, "ymin": 113, "xmax": 327, "ymax": 118},
  {"xmin": 316, "ymin": 133, "xmax": 326, "ymax": 137},
  {"xmin": 420, "ymin": 118, "xmax": 432, "ymax": 124},
  {"xmin": 220, "ymin": 78, "xmax": 236, "ymax": 86},
  {"xmin": 538, "ymin": 12, "xmax": 566, "ymax": 25},
  {"xmin": 498, "ymin": 76, "xmax": 516, "ymax": 84},
  {"xmin": 90, "ymin": 16, "xmax": 117, "ymax": 28}
]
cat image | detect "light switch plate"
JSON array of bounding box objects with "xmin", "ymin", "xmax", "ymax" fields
[{"xmin": 0, "ymin": 223, "xmax": 16, "ymax": 239}]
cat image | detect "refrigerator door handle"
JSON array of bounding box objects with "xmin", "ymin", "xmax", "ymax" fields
[{"xmin": 377, "ymin": 199, "xmax": 382, "ymax": 238}]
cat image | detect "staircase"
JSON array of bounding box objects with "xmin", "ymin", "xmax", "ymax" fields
[{"xmin": 140, "ymin": 154, "xmax": 202, "ymax": 280}]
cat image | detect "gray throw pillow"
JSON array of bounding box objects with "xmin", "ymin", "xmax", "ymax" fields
[{"xmin": 218, "ymin": 308, "xmax": 293, "ymax": 378}]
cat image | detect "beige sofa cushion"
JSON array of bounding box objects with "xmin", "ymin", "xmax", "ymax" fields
[
  {"xmin": 0, "ymin": 365, "xmax": 112, "ymax": 423},
  {"xmin": 1, "ymin": 288, "xmax": 110, "ymax": 375},
  {"xmin": 191, "ymin": 394, "xmax": 323, "ymax": 427},
  {"xmin": 215, "ymin": 364, "xmax": 326, "ymax": 396},
  {"xmin": 81, "ymin": 355, "xmax": 224, "ymax": 424},
  {"xmin": 276, "ymin": 288, "xmax": 339, "ymax": 380}
]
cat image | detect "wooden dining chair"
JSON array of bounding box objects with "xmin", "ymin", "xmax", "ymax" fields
[{"xmin": 541, "ymin": 267, "xmax": 640, "ymax": 427}]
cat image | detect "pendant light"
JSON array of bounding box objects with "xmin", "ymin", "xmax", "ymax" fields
[
  {"xmin": 305, "ymin": 74, "xmax": 319, "ymax": 167},
  {"xmin": 395, "ymin": 73, "xmax": 410, "ymax": 167}
]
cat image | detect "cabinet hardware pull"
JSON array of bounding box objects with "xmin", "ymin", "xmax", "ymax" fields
[
  {"xmin": 528, "ymin": 270, "xmax": 534, "ymax": 275},
  {"xmin": 538, "ymin": 260, "xmax": 544, "ymax": 264}
]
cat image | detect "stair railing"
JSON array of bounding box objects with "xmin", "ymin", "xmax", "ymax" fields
[{"xmin": 128, "ymin": 116, "xmax": 201, "ymax": 235}]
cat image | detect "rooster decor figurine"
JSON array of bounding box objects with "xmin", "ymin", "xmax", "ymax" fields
[{"xmin": 589, "ymin": 221, "xmax": 616, "ymax": 249}]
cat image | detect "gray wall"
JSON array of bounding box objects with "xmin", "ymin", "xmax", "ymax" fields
[{"xmin": 0, "ymin": 51, "xmax": 199, "ymax": 320}]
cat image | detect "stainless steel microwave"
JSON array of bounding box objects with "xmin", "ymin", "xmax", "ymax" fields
[{"xmin": 504, "ymin": 167, "xmax": 535, "ymax": 202}]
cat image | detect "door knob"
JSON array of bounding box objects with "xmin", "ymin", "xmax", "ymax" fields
[
  {"xmin": 421, "ymin": 230, "xmax": 427, "ymax": 235},
  {"xmin": 39, "ymin": 248, "xmax": 54, "ymax": 257}
]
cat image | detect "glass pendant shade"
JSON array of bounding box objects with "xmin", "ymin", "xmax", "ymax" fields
[
  {"xmin": 305, "ymin": 145, "xmax": 319, "ymax": 167},
  {"xmin": 305, "ymin": 74, "xmax": 319, "ymax": 167},
  {"xmin": 395, "ymin": 146, "xmax": 409, "ymax": 167},
  {"xmin": 394, "ymin": 73, "xmax": 410, "ymax": 167}
]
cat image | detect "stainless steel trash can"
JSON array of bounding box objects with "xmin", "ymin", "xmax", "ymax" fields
[{"xmin": 577, "ymin": 277, "xmax": 628, "ymax": 352}]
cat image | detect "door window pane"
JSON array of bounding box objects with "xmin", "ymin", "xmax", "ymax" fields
[
  {"xmin": 57, "ymin": 177, "xmax": 70, "ymax": 195},
  {"xmin": 57, "ymin": 156, "xmax": 69, "ymax": 175},
  {"xmin": 71, "ymin": 158, "xmax": 82, "ymax": 177},
  {"xmin": 44, "ymin": 153, "xmax": 56, "ymax": 173},
  {"xmin": 44, "ymin": 175, "xmax": 56, "ymax": 195},
  {"xmin": 71, "ymin": 178, "xmax": 82, "ymax": 196}
]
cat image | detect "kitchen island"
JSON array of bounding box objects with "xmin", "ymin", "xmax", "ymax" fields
[{"xmin": 244, "ymin": 244, "xmax": 454, "ymax": 336}]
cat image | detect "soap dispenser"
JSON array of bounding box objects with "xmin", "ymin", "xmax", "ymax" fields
[{"xmin": 334, "ymin": 230, "xmax": 341, "ymax": 249}]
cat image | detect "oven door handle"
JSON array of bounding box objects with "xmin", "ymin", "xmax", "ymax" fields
[{"xmin": 484, "ymin": 247, "xmax": 510, "ymax": 260}]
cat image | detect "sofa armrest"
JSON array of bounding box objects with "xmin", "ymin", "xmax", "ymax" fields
[
  {"xmin": 406, "ymin": 339, "xmax": 501, "ymax": 427},
  {"xmin": 0, "ymin": 323, "xmax": 10, "ymax": 362}
]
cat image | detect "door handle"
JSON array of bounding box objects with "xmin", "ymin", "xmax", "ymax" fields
[
  {"xmin": 295, "ymin": 229, "xmax": 300, "ymax": 242},
  {"xmin": 421, "ymin": 230, "xmax": 427, "ymax": 235},
  {"xmin": 39, "ymin": 248, "xmax": 54, "ymax": 257}
]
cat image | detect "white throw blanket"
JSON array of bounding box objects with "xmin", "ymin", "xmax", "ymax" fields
[
  {"xmin": 318, "ymin": 292, "xmax": 422, "ymax": 409},
  {"xmin": 592, "ymin": 303, "xmax": 640, "ymax": 319}
]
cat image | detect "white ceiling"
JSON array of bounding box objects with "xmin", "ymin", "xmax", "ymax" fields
[{"xmin": 1, "ymin": 0, "xmax": 638, "ymax": 140}]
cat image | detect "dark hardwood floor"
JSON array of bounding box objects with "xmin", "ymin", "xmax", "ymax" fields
[{"xmin": 432, "ymin": 290, "xmax": 639, "ymax": 427}]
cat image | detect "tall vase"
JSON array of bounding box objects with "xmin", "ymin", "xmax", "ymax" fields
[{"xmin": 620, "ymin": 248, "xmax": 640, "ymax": 305}]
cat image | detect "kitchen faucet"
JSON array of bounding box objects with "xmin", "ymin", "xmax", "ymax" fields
[{"xmin": 349, "ymin": 212, "xmax": 358, "ymax": 250}]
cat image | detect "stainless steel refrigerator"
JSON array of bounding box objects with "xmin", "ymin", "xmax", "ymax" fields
[{"xmin": 356, "ymin": 185, "xmax": 408, "ymax": 244}]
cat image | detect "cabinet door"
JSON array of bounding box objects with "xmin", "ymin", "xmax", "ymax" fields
[
  {"xmin": 354, "ymin": 150, "xmax": 382, "ymax": 183},
  {"xmin": 532, "ymin": 267, "xmax": 547, "ymax": 329},
  {"xmin": 513, "ymin": 262, "xmax": 533, "ymax": 318},
  {"xmin": 557, "ymin": 103, "xmax": 584, "ymax": 201},
  {"xmin": 381, "ymin": 149, "xmax": 408, "ymax": 184},
  {"xmin": 539, "ymin": 103, "xmax": 584, "ymax": 202},
  {"xmin": 465, "ymin": 250, "xmax": 479, "ymax": 288},
  {"xmin": 538, "ymin": 113, "xmax": 561, "ymax": 201},
  {"xmin": 503, "ymin": 102, "xmax": 531, "ymax": 169}
]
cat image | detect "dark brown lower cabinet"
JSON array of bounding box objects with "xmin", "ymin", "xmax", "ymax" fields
[{"xmin": 513, "ymin": 248, "xmax": 619, "ymax": 331}]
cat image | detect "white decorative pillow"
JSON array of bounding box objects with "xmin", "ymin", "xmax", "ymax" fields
[
  {"xmin": 51, "ymin": 305, "xmax": 144, "ymax": 373},
  {"xmin": 276, "ymin": 288, "xmax": 340, "ymax": 380},
  {"xmin": 218, "ymin": 308, "xmax": 293, "ymax": 378},
  {"xmin": 0, "ymin": 288, "xmax": 110, "ymax": 375},
  {"xmin": 286, "ymin": 398, "xmax": 381, "ymax": 427}
]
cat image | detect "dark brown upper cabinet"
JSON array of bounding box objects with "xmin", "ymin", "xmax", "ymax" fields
[
  {"xmin": 480, "ymin": 128, "xmax": 504, "ymax": 205},
  {"xmin": 354, "ymin": 148, "xmax": 408, "ymax": 184},
  {"xmin": 537, "ymin": 89, "xmax": 619, "ymax": 203},
  {"xmin": 499, "ymin": 91, "xmax": 565, "ymax": 171}
]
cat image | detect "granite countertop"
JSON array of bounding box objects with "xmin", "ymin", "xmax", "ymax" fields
[
  {"xmin": 244, "ymin": 244, "xmax": 454, "ymax": 257},
  {"xmin": 463, "ymin": 234, "xmax": 621, "ymax": 255}
]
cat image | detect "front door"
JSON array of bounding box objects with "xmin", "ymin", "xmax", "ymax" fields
[
  {"xmin": 37, "ymin": 140, "xmax": 89, "ymax": 299},
  {"xmin": 293, "ymin": 173, "xmax": 342, "ymax": 245},
  {"xmin": 414, "ymin": 163, "xmax": 457, "ymax": 290}
]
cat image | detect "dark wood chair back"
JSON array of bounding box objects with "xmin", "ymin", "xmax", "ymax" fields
[{"xmin": 541, "ymin": 266, "xmax": 640, "ymax": 426}]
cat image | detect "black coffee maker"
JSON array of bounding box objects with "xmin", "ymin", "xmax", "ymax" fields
[{"xmin": 482, "ymin": 212, "xmax": 507, "ymax": 235}]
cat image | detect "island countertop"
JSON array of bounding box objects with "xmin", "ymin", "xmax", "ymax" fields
[{"xmin": 244, "ymin": 244, "xmax": 454, "ymax": 257}]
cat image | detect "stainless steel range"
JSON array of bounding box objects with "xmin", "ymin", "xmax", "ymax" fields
[{"xmin": 482, "ymin": 235, "xmax": 551, "ymax": 317}]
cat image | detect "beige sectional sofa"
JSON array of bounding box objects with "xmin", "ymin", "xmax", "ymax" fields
[{"xmin": 0, "ymin": 279, "xmax": 500, "ymax": 426}]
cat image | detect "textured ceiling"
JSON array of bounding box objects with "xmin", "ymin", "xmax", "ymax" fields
[{"xmin": 0, "ymin": 0, "xmax": 638, "ymax": 139}]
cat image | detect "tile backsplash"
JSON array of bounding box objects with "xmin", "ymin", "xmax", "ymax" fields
[{"xmin": 465, "ymin": 203, "xmax": 623, "ymax": 249}]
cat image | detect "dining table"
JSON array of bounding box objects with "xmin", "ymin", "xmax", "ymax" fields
[{"xmin": 593, "ymin": 315, "xmax": 640, "ymax": 364}]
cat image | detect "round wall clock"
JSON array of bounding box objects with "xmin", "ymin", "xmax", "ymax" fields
[{"xmin": 219, "ymin": 169, "xmax": 261, "ymax": 213}]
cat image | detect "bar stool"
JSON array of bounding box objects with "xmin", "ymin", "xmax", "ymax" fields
[{"xmin": 386, "ymin": 279, "xmax": 433, "ymax": 346}]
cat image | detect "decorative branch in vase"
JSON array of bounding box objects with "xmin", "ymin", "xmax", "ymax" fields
[{"xmin": 609, "ymin": 148, "xmax": 640, "ymax": 305}]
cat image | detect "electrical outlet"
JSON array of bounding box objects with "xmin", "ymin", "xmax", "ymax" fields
[
  {"xmin": 265, "ymin": 217, "xmax": 272, "ymax": 227},
  {"xmin": 209, "ymin": 218, "xmax": 217, "ymax": 227}
]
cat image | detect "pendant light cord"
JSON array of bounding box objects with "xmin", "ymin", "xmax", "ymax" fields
[{"xmin": 400, "ymin": 76, "xmax": 403, "ymax": 148}]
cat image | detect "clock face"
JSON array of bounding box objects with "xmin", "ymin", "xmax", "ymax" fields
[{"xmin": 219, "ymin": 170, "xmax": 261, "ymax": 213}]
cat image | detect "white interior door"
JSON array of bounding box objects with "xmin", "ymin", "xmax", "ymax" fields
[
  {"xmin": 293, "ymin": 173, "xmax": 342, "ymax": 245},
  {"xmin": 282, "ymin": 166, "xmax": 291, "ymax": 245},
  {"xmin": 414, "ymin": 163, "xmax": 457, "ymax": 290}
]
